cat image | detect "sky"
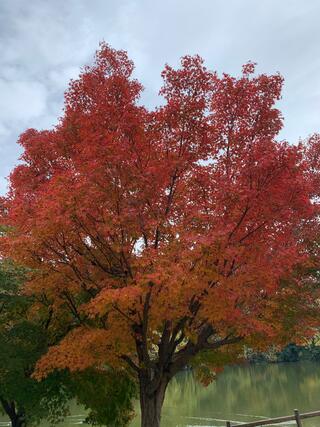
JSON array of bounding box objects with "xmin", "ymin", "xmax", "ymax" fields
[{"xmin": 0, "ymin": 0, "xmax": 319, "ymax": 194}]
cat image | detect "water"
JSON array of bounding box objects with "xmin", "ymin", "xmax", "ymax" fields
[
  {"xmin": 131, "ymin": 362, "xmax": 320, "ymax": 427},
  {"xmin": 1, "ymin": 362, "xmax": 320, "ymax": 427}
]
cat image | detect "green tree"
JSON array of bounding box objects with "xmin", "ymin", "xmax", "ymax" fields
[
  {"xmin": 70, "ymin": 368, "xmax": 137, "ymax": 426},
  {"xmin": 0, "ymin": 260, "xmax": 71, "ymax": 427}
]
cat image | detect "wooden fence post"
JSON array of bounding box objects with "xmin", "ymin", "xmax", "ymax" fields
[
  {"xmin": 294, "ymin": 409, "xmax": 302, "ymax": 427},
  {"xmin": 226, "ymin": 421, "xmax": 231, "ymax": 427}
]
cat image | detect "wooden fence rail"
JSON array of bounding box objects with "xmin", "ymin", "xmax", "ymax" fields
[{"xmin": 226, "ymin": 409, "xmax": 320, "ymax": 427}]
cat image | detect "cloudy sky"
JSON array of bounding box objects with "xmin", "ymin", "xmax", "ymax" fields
[{"xmin": 0, "ymin": 0, "xmax": 319, "ymax": 194}]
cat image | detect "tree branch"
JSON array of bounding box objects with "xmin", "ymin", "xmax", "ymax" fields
[{"xmin": 120, "ymin": 355, "xmax": 139, "ymax": 373}]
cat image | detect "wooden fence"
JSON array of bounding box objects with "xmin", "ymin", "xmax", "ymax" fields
[{"xmin": 226, "ymin": 409, "xmax": 320, "ymax": 427}]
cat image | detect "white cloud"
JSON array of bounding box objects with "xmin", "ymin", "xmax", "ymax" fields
[
  {"xmin": 0, "ymin": 123, "xmax": 10, "ymax": 137},
  {"xmin": 0, "ymin": 176, "xmax": 9, "ymax": 195},
  {"xmin": 0, "ymin": 80, "xmax": 47, "ymax": 122}
]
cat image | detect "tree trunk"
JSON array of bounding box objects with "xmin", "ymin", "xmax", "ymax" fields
[
  {"xmin": 0, "ymin": 398, "xmax": 26, "ymax": 427},
  {"xmin": 139, "ymin": 377, "xmax": 168, "ymax": 427},
  {"xmin": 10, "ymin": 413, "xmax": 26, "ymax": 427}
]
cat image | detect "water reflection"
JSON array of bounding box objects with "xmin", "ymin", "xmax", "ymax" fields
[
  {"xmin": 1, "ymin": 362, "xmax": 320, "ymax": 427},
  {"xmin": 131, "ymin": 362, "xmax": 320, "ymax": 427}
]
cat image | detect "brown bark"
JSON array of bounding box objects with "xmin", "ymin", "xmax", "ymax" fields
[
  {"xmin": 139, "ymin": 374, "xmax": 168, "ymax": 427},
  {"xmin": 0, "ymin": 398, "xmax": 26, "ymax": 427}
]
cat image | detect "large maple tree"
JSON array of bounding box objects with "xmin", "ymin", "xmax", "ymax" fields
[{"xmin": 2, "ymin": 44, "xmax": 319, "ymax": 427}]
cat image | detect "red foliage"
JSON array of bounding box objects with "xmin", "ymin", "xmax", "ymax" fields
[{"xmin": 1, "ymin": 44, "xmax": 318, "ymax": 385}]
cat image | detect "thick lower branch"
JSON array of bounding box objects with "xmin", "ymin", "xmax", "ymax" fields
[{"xmin": 169, "ymin": 328, "xmax": 242, "ymax": 376}]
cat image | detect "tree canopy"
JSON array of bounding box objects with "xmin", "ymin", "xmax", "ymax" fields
[{"xmin": 2, "ymin": 43, "xmax": 320, "ymax": 427}]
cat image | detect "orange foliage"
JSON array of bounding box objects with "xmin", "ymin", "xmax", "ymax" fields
[{"xmin": 1, "ymin": 44, "xmax": 319, "ymax": 388}]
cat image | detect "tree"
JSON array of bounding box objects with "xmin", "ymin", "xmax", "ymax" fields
[
  {"xmin": 2, "ymin": 43, "xmax": 319, "ymax": 427},
  {"xmin": 69, "ymin": 368, "xmax": 137, "ymax": 426},
  {"xmin": 0, "ymin": 261, "xmax": 71, "ymax": 427}
]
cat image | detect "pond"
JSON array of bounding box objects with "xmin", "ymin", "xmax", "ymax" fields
[
  {"xmin": 131, "ymin": 362, "xmax": 320, "ymax": 427},
  {"xmin": 1, "ymin": 362, "xmax": 320, "ymax": 427}
]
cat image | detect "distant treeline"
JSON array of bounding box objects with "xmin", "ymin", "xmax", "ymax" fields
[{"xmin": 246, "ymin": 343, "xmax": 320, "ymax": 363}]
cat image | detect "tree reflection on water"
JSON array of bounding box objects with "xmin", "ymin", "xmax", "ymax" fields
[{"xmin": 132, "ymin": 362, "xmax": 320, "ymax": 427}]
